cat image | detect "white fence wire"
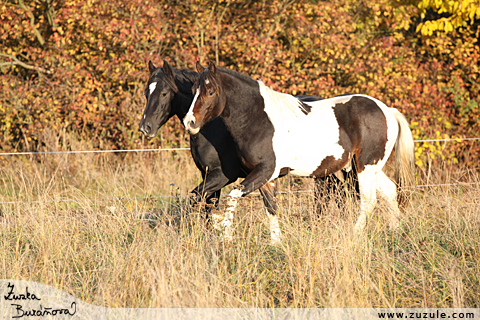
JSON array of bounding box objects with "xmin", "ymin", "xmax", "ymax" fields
[
  {"xmin": 0, "ymin": 138, "xmax": 479, "ymax": 157},
  {"xmin": 0, "ymin": 137, "xmax": 479, "ymax": 205},
  {"xmin": 0, "ymin": 147, "xmax": 189, "ymax": 156}
]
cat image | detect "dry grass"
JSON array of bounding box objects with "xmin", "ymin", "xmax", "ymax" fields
[{"xmin": 0, "ymin": 150, "xmax": 479, "ymax": 308}]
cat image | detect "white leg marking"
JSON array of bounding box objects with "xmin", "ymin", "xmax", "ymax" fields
[
  {"xmin": 267, "ymin": 210, "xmax": 282, "ymax": 244},
  {"xmin": 355, "ymin": 168, "xmax": 378, "ymax": 231},
  {"xmin": 211, "ymin": 213, "xmax": 224, "ymax": 231},
  {"xmin": 149, "ymin": 82, "xmax": 157, "ymax": 95},
  {"xmin": 376, "ymin": 171, "xmax": 401, "ymax": 230},
  {"xmin": 213, "ymin": 189, "xmax": 243, "ymax": 241}
]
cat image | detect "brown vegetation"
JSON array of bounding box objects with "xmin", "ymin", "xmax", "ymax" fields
[
  {"xmin": 1, "ymin": 0, "xmax": 480, "ymax": 309},
  {"xmin": 1, "ymin": 152, "xmax": 479, "ymax": 307}
]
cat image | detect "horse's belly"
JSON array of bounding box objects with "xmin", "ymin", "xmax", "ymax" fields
[{"xmin": 290, "ymin": 168, "xmax": 314, "ymax": 176}]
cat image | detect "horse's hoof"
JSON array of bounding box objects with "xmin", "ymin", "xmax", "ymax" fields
[
  {"xmin": 218, "ymin": 231, "xmax": 233, "ymax": 242},
  {"xmin": 388, "ymin": 216, "xmax": 400, "ymax": 230},
  {"xmin": 211, "ymin": 213, "xmax": 224, "ymax": 231},
  {"xmin": 354, "ymin": 216, "xmax": 367, "ymax": 233},
  {"xmin": 269, "ymin": 238, "xmax": 282, "ymax": 246}
]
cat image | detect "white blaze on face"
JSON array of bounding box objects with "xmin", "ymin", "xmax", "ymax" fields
[
  {"xmin": 149, "ymin": 82, "xmax": 157, "ymax": 96},
  {"xmin": 183, "ymin": 85, "xmax": 201, "ymax": 134}
]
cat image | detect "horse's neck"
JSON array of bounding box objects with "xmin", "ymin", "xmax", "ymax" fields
[
  {"xmin": 172, "ymin": 70, "xmax": 196, "ymax": 120},
  {"xmin": 222, "ymin": 76, "xmax": 264, "ymax": 139},
  {"xmin": 172, "ymin": 92, "xmax": 193, "ymax": 120}
]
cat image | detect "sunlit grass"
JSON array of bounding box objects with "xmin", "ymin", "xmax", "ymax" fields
[{"xmin": 0, "ymin": 152, "xmax": 479, "ymax": 308}]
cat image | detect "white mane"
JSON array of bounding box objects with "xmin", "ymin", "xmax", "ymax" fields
[{"xmin": 257, "ymin": 81, "xmax": 308, "ymax": 125}]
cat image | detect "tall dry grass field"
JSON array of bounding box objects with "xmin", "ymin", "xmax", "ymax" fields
[{"xmin": 0, "ymin": 149, "xmax": 479, "ymax": 308}]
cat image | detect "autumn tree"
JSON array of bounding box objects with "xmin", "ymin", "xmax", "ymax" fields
[
  {"xmin": 1, "ymin": 0, "xmax": 479, "ymax": 167},
  {"xmin": 406, "ymin": 0, "xmax": 480, "ymax": 35}
]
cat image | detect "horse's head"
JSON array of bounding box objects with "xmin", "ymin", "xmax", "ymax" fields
[
  {"xmin": 183, "ymin": 61, "xmax": 226, "ymax": 135},
  {"xmin": 139, "ymin": 60, "xmax": 178, "ymax": 139}
]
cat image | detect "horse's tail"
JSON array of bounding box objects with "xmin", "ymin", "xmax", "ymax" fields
[{"xmin": 392, "ymin": 109, "xmax": 415, "ymax": 208}]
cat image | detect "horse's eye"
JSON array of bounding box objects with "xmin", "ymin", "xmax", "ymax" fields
[
  {"xmin": 161, "ymin": 92, "xmax": 167, "ymax": 97},
  {"xmin": 208, "ymin": 90, "xmax": 215, "ymax": 96}
]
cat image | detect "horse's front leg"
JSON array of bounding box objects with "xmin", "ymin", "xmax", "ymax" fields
[
  {"xmin": 219, "ymin": 163, "xmax": 276, "ymax": 241},
  {"xmin": 259, "ymin": 182, "xmax": 282, "ymax": 244},
  {"xmin": 190, "ymin": 167, "xmax": 232, "ymax": 221}
]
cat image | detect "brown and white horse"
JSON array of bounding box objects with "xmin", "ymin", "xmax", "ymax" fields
[
  {"xmin": 184, "ymin": 61, "xmax": 415, "ymax": 242},
  {"xmin": 139, "ymin": 60, "xmax": 354, "ymax": 232}
]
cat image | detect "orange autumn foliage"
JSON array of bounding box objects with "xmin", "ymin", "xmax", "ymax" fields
[{"xmin": 1, "ymin": 0, "xmax": 479, "ymax": 168}]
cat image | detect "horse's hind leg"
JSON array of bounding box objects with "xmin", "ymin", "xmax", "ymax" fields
[
  {"xmin": 376, "ymin": 171, "xmax": 401, "ymax": 230},
  {"xmin": 314, "ymin": 175, "xmax": 340, "ymax": 215},
  {"xmin": 354, "ymin": 168, "xmax": 378, "ymax": 231},
  {"xmin": 259, "ymin": 182, "xmax": 281, "ymax": 244}
]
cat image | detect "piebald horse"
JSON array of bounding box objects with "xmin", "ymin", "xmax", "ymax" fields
[
  {"xmin": 184, "ymin": 61, "xmax": 415, "ymax": 242},
  {"xmin": 139, "ymin": 61, "xmax": 353, "ymax": 225}
]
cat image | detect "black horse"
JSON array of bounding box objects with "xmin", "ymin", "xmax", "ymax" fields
[
  {"xmin": 139, "ymin": 61, "xmax": 280, "ymax": 221},
  {"xmin": 139, "ymin": 61, "xmax": 354, "ymax": 234}
]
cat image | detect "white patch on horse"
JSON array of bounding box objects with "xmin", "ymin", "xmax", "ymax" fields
[
  {"xmin": 215, "ymin": 188, "xmax": 243, "ymax": 241},
  {"xmin": 205, "ymin": 79, "xmax": 210, "ymax": 85},
  {"xmin": 149, "ymin": 82, "xmax": 157, "ymax": 96},
  {"xmin": 376, "ymin": 170, "xmax": 401, "ymax": 229},
  {"xmin": 257, "ymin": 81, "xmax": 307, "ymax": 124},
  {"xmin": 183, "ymin": 86, "xmax": 201, "ymax": 134},
  {"xmin": 352, "ymin": 102, "xmax": 400, "ymax": 232},
  {"xmin": 267, "ymin": 210, "xmax": 282, "ymax": 244},
  {"xmin": 257, "ymin": 81, "xmax": 346, "ymax": 181},
  {"xmin": 355, "ymin": 165, "xmax": 378, "ymax": 231}
]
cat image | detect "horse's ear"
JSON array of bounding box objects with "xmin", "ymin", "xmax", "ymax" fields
[
  {"xmin": 196, "ymin": 60, "xmax": 205, "ymax": 73},
  {"xmin": 163, "ymin": 60, "xmax": 179, "ymax": 92},
  {"xmin": 208, "ymin": 60, "xmax": 216, "ymax": 75},
  {"xmin": 162, "ymin": 60, "xmax": 174, "ymax": 80},
  {"xmin": 148, "ymin": 61, "xmax": 156, "ymax": 74}
]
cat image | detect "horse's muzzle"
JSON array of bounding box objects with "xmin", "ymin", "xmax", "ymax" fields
[
  {"xmin": 139, "ymin": 122, "xmax": 156, "ymax": 139},
  {"xmin": 183, "ymin": 114, "xmax": 201, "ymax": 135}
]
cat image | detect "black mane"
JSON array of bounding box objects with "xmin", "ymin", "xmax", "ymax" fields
[
  {"xmin": 175, "ymin": 68, "xmax": 199, "ymax": 87},
  {"xmin": 150, "ymin": 67, "xmax": 198, "ymax": 95},
  {"xmin": 196, "ymin": 66, "xmax": 258, "ymax": 100},
  {"xmin": 217, "ymin": 67, "xmax": 257, "ymax": 84}
]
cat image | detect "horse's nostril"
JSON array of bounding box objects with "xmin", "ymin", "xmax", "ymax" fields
[
  {"xmin": 139, "ymin": 123, "xmax": 152, "ymax": 136},
  {"xmin": 187, "ymin": 121, "xmax": 194, "ymax": 129}
]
